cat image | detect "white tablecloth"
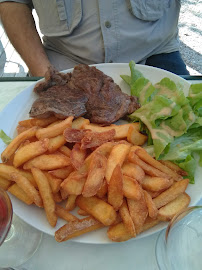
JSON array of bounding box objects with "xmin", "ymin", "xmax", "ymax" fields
[{"xmin": 0, "ymin": 80, "xmax": 201, "ymax": 270}]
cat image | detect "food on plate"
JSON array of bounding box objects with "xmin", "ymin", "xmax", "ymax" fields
[
  {"xmin": 108, "ymin": 164, "xmax": 123, "ymax": 211},
  {"xmin": 30, "ymin": 64, "xmax": 140, "ymax": 125},
  {"xmin": 76, "ymin": 195, "xmax": 117, "ymax": 226},
  {"xmin": 55, "ymin": 216, "xmax": 104, "ymax": 242},
  {"xmin": 123, "ymin": 61, "xmax": 202, "ymax": 183},
  {"xmin": 1, "ymin": 126, "xmax": 39, "ymax": 163},
  {"xmin": 13, "ymin": 138, "xmax": 49, "ymax": 167},
  {"xmin": 157, "ymin": 193, "xmax": 190, "ymax": 221},
  {"xmin": 1, "ymin": 60, "xmax": 200, "ymax": 242},
  {"xmin": 153, "ymin": 178, "xmax": 189, "ymax": 209},
  {"xmin": 0, "ymin": 114, "xmax": 192, "ymax": 242},
  {"xmin": 10, "ymin": 172, "xmax": 42, "ymax": 207},
  {"xmin": 8, "ymin": 183, "xmax": 33, "ymax": 205},
  {"xmin": 0, "ymin": 176, "xmax": 11, "ymax": 190},
  {"xmin": 31, "ymin": 167, "xmax": 58, "ymax": 227}
]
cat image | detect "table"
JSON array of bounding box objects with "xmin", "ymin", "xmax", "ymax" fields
[{"xmin": 0, "ymin": 77, "xmax": 201, "ymax": 270}]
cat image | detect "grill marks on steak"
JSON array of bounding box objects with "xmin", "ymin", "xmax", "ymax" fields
[{"xmin": 30, "ymin": 64, "xmax": 140, "ymax": 124}]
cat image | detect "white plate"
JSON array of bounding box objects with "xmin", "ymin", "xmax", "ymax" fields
[{"xmin": 0, "ymin": 63, "xmax": 201, "ymax": 244}]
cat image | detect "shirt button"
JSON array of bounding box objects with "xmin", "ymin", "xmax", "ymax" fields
[{"xmin": 105, "ymin": 21, "xmax": 111, "ymax": 28}]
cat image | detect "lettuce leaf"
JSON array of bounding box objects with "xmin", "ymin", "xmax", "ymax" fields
[
  {"xmin": 0, "ymin": 130, "xmax": 12, "ymax": 145},
  {"xmin": 122, "ymin": 61, "xmax": 202, "ymax": 182},
  {"xmin": 174, "ymin": 155, "xmax": 196, "ymax": 184}
]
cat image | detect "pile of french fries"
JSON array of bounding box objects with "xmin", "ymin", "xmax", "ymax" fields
[{"xmin": 0, "ymin": 115, "xmax": 191, "ymax": 242}]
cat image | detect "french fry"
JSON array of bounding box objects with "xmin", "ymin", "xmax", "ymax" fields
[
  {"xmin": 18, "ymin": 116, "xmax": 58, "ymax": 128},
  {"xmin": 135, "ymin": 148, "xmax": 183, "ymax": 181},
  {"xmin": 84, "ymin": 123, "xmax": 139, "ymax": 139},
  {"xmin": 146, "ymin": 190, "xmax": 162, "ymax": 199},
  {"xmin": 122, "ymin": 162, "xmax": 145, "ymax": 184},
  {"xmin": 60, "ymin": 170, "xmax": 87, "ymax": 195},
  {"xmin": 0, "ymin": 165, "xmax": 38, "ymax": 188},
  {"xmin": 55, "ymin": 205, "xmax": 78, "ymax": 222},
  {"xmin": 77, "ymin": 208, "xmax": 89, "ymax": 216},
  {"xmin": 31, "ymin": 168, "xmax": 57, "ymax": 227},
  {"xmin": 1, "ymin": 126, "xmax": 39, "ymax": 163},
  {"xmin": 55, "ymin": 216, "xmax": 104, "ymax": 242},
  {"xmin": 52, "ymin": 192, "xmax": 63, "ymax": 203},
  {"xmin": 44, "ymin": 173, "xmax": 63, "ymax": 194},
  {"xmin": 127, "ymin": 125, "xmax": 147, "ymax": 146},
  {"xmin": 60, "ymin": 188, "xmax": 69, "ymax": 200},
  {"xmin": 105, "ymin": 143, "xmax": 131, "ymax": 183},
  {"xmin": 127, "ymin": 193, "xmax": 148, "ymax": 234},
  {"xmin": 76, "ymin": 195, "xmax": 117, "ymax": 226},
  {"xmin": 143, "ymin": 190, "xmax": 158, "ymax": 219},
  {"xmin": 17, "ymin": 169, "xmax": 38, "ymax": 188},
  {"xmin": 128, "ymin": 152, "xmax": 168, "ymax": 179},
  {"xmin": 13, "ymin": 138, "xmax": 49, "ymax": 168},
  {"xmin": 17, "ymin": 125, "xmax": 30, "ymax": 135},
  {"xmin": 10, "ymin": 172, "xmax": 43, "ymax": 207},
  {"xmin": 58, "ymin": 145, "xmax": 71, "ymax": 157},
  {"xmin": 47, "ymin": 120, "xmax": 63, "ymax": 127},
  {"xmin": 122, "ymin": 175, "xmax": 142, "ymax": 200},
  {"xmin": 96, "ymin": 178, "xmax": 108, "ymax": 198},
  {"xmin": 72, "ymin": 117, "xmax": 90, "ymax": 129},
  {"xmin": 81, "ymin": 129, "xmax": 116, "ymax": 149},
  {"xmin": 82, "ymin": 153, "xmax": 107, "ymax": 197},
  {"xmin": 119, "ymin": 198, "xmax": 136, "ymax": 237},
  {"xmin": 139, "ymin": 217, "xmax": 160, "ymax": 234},
  {"xmin": 159, "ymin": 160, "xmax": 188, "ymax": 176},
  {"xmin": 70, "ymin": 143, "xmax": 87, "ymax": 170},
  {"xmin": 107, "ymin": 222, "xmax": 134, "ymax": 242},
  {"xmin": 65, "ymin": 194, "xmax": 77, "ymax": 211},
  {"xmin": 49, "ymin": 166, "xmax": 74, "ymax": 179},
  {"xmin": 47, "ymin": 135, "xmax": 66, "ymax": 153},
  {"xmin": 158, "ymin": 193, "xmax": 191, "ymax": 221},
  {"xmin": 0, "ymin": 164, "xmax": 18, "ymax": 180},
  {"xmin": 23, "ymin": 154, "xmax": 71, "ymax": 170},
  {"xmin": 153, "ymin": 179, "xmax": 189, "ymax": 209},
  {"xmin": 84, "ymin": 142, "xmax": 115, "ymax": 169},
  {"xmin": 18, "ymin": 139, "xmax": 31, "ymax": 149},
  {"xmin": 142, "ymin": 175, "xmax": 173, "ymax": 192},
  {"xmin": 8, "ymin": 183, "xmax": 33, "ymax": 205},
  {"xmin": 36, "ymin": 116, "xmax": 74, "ymax": 139},
  {"xmin": 0, "ymin": 176, "xmax": 12, "ymax": 190},
  {"xmin": 63, "ymin": 128, "xmax": 89, "ymax": 143},
  {"xmin": 108, "ymin": 164, "xmax": 123, "ymax": 210}
]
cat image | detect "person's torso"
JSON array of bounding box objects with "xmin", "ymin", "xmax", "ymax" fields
[{"xmin": 32, "ymin": 0, "xmax": 181, "ymax": 69}]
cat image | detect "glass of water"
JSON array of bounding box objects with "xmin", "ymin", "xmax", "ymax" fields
[{"xmin": 155, "ymin": 206, "xmax": 202, "ymax": 270}]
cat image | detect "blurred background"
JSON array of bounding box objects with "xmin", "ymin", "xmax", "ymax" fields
[{"xmin": 0, "ymin": 0, "xmax": 201, "ymax": 77}]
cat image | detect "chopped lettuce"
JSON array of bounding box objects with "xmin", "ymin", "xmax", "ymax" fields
[
  {"xmin": 0, "ymin": 130, "xmax": 12, "ymax": 145},
  {"xmin": 160, "ymin": 127, "xmax": 202, "ymax": 161},
  {"xmin": 121, "ymin": 61, "xmax": 202, "ymax": 182},
  {"xmin": 175, "ymin": 155, "xmax": 196, "ymax": 184}
]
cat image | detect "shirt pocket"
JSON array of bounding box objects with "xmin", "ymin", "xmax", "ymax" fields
[
  {"xmin": 32, "ymin": 0, "xmax": 82, "ymax": 36},
  {"xmin": 128, "ymin": 0, "xmax": 170, "ymax": 21}
]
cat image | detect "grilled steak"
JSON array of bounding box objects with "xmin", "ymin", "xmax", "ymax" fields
[
  {"xmin": 30, "ymin": 85, "xmax": 88, "ymax": 119},
  {"xmin": 69, "ymin": 65, "xmax": 140, "ymax": 124},
  {"xmin": 30, "ymin": 64, "xmax": 140, "ymax": 125},
  {"xmin": 34, "ymin": 66, "xmax": 71, "ymax": 94}
]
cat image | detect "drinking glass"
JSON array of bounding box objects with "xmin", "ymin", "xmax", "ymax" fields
[
  {"xmin": 0, "ymin": 188, "xmax": 43, "ymax": 268},
  {"xmin": 155, "ymin": 206, "xmax": 202, "ymax": 270}
]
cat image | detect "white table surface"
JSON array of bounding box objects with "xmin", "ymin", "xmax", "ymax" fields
[{"xmin": 0, "ymin": 80, "xmax": 201, "ymax": 270}]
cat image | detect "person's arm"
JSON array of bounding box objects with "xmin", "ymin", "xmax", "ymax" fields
[{"xmin": 0, "ymin": 2, "xmax": 51, "ymax": 76}]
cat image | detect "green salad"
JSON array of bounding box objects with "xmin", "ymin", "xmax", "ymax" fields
[{"xmin": 121, "ymin": 61, "xmax": 202, "ymax": 183}]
